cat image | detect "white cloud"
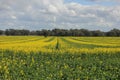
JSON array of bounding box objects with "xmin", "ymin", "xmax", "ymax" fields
[
  {"xmin": 47, "ymin": 5, "xmax": 59, "ymax": 14},
  {"xmin": 11, "ymin": 15, "xmax": 17, "ymax": 19},
  {"xmin": 0, "ymin": 0, "xmax": 120, "ymax": 31}
]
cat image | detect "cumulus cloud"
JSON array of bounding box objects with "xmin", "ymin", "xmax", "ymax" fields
[{"xmin": 0, "ymin": 0, "xmax": 120, "ymax": 31}]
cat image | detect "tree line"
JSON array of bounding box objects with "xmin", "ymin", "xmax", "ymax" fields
[{"xmin": 0, "ymin": 28, "xmax": 120, "ymax": 37}]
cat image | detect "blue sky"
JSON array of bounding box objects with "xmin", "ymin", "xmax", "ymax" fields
[
  {"xmin": 65, "ymin": 0, "xmax": 118, "ymax": 6},
  {"xmin": 0, "ymin": 0, "xmax": 120, "ymax": 31},
  {"xmin": 65, "ymin": 0, "xmax": 97, "ymax": 5}
]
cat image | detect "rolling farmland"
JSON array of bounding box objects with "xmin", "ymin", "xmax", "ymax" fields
[{"xmin": 0, "ymin": 36, "xmax": 120, "ymax": 79}]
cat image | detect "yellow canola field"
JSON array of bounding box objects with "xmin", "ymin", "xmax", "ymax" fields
[
  {"xmin": 67, "ymin": 37, "xmax": 120, "ymax": 47},
  {"xmin": 0, "ymin": 36, "xmax": 57, "ymax": 53},
  {"xmin": 58, "ymin": 37, "xmax": 120, "ymax": 54},
  {"xmin": 0, "ymin": 36, "xmax": 120, "ymax": 53}
]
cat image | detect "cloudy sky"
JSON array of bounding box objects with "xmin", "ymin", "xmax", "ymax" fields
[{"xmin": 0, "ymin": 0, "xmax": 120, "ymax": 31}]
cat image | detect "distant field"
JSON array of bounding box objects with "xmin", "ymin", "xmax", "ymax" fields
[
  {"xmin": 0, "ymin": 36, "xmax": 120, "ymax": 53},
  {"xmin": 0, "ymin": 36, "xmax": 120, "ymax": 79}
]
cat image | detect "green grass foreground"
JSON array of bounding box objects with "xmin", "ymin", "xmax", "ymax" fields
[{"xmin": 0, "ymin": 50, "xmax": 120, "ymax": 80}]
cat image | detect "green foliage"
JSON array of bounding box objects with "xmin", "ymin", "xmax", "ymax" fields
[{"xmin": 0, "ymin": 50, "xmax": 120, "ymax": 80}]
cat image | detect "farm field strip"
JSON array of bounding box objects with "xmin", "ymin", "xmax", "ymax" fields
[
  {"xmin": 0, "ymin": 36, "xmax": 52, "ymax": 44},
  {"xmin": 0, "ymin": 36, "xmax": 120, "ymax": 53},
  {"xmin": 60, "ymin": 37, "xmax": 101, "ymax": 48},
  {"xmin": 68, "ymin": 37, "xmax": 120, "ymax": 47},
  {"xmin": 0, "ymin": 37, "xmax": 57, "ymax": 52},
  {"xmin": 0, "ymin": 36, "xmax": 38, "ymax": 42},
  {"xmin": 0, "ymin": 37, "xmax": 45, "ymax": 44},
  {"xmin": 71, "ymin": 37, "xmax": 120, "ymax": 44},
  {"xmin": 58, "ymin": 37, "xmax": 120, "ymax": 54}
]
